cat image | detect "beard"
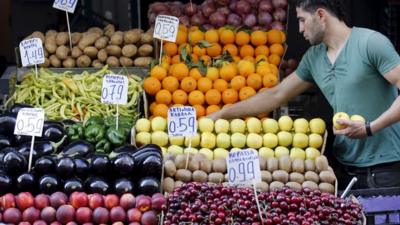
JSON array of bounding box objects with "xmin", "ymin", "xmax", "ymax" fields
[{"xmin": 308, "ymin": 18, "xmax": 324, "ymax": 45}]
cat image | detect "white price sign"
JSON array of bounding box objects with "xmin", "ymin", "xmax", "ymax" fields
[
  {"xmin": 14, "ymin": 108, "xmax": 45, "ymax": 137},
  {"xmin": 227, "ymin": 149, "xmax": 261, "ymax": 186},
  {"xmin": 153, "ymin": 15, "xmax": 179, "ymax": 42},
  {"xmin": 168, "ymin": 106, "xmax": 197, "ymax": 137},
  {"xmin": 19, "ymin": 38, "xmax": 45, "ymax": 67},
  {"xmin": 101, "ymin": 74, "xmax": 129, "ymax": 105},
  {"xmin": 53, "ymin": 0, "xmax": 78, "ymax": 13}
]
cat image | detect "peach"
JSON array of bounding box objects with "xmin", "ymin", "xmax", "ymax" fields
[
  {"xmin": 34, "ymin": 194, "xmax": 50, "ymax": 209},
  {"xmin": 76, "ymin": 207, "xmax": 92, "ymax": 224},
  {"xmin": 127, "ymin": 208, "xmax": 142, "ymax": 222},
  {"xmin": 70, "ymin": 192, "xmax": 88, "ymax": 208},
  {"xmin": 16, "ymin": 192, "xmax": 34, "ymax": 210},
  {"xmin": 40, "ymin": 206, "xmax": 56, "ymax": 223},
  {"xmin": 141, "ymin": 210, "xmax": 158, "ymax": 225},
  {"xmin": 3, "ymin": 207, "xmax": 22, "ymax": 224},
  {"xmin": 50, "ymin": 192, "xmax": 68, "ymax": 209},
  {"xmin": 56, "ymin": 205, "xmax": 75, "ymax": 224},
  {"xmin": 22, "ymin": 207, "xmax": 40, "ymax": 223},
  {"xmin": 120, "ymin": 193, "xmax": 135, "ymax": 210},
  {"xmin": 88, "ymin": 193, "xmax": 104, "ymax": 209},
  {"xmin": 1, "ymin": 193, "xmax": 16, "ymax": 209},
  {"xmin": 135, "ymin": 195, "xmax": 152, "ymax": 212},
  {"xmin": 104, "ymin": 194, "xmax": 119, "ymax": 209}
]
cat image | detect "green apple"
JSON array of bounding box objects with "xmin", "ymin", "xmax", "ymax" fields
[
  {"xmin": 214, "ymin": 148, "xmax": 229, "ymax": 159},
  {"xmin": 309, "ymin": 133, "xmax": 323, "ymax": 149},
  {"xmin": 151, "ymin": 131, "xmax": 169, "ymax": 147},
  {"xmin": 135, "ymin": 132, "xmax": 151, "ymax": 145},
  {"xmin": 333, "ymin": 112, "xmax": 350, "ymax": 130},
  {"xmin": 305, "ymin": 147, "xmax": 321, "ymax": 160},
  {"xmin": 277, "ymin": 131, "xmax": 293, "ymax": 147},
  {"xmin": 230, "ymin": 148, "xmax": 241, "ymax": 153},
  {"xmin": 151, "ymin": 116, "xmax": 167, "ymax": 131},
  {"xmin": 199, "ymin": 148, "xmax": 214, "ymax": 160},
  {"xmin": 215, "ymin": 119, "xmax": 230, "ymax": 133},
  {"xmin": 278, "ymin": 115, "xmax": 293, "ymax": 131},
  {"xmin": 275, "ymin": 146, "xmax": 289, "ymax": 158},
  {"xmin": 167, "ymin": 145, "xmax": 184, "ymax": 155},
  {"xmin": 290, "ymin": 147, "xmax": 306, "ymax": 160},
  {"xmin": 185, "ymin": 133, "xmax": 200, "ymax": 147},
  {"xmin": 309, "ymin": 118, "xmax": 326, "ymax": 134},
  {"xmin": 199, "ymin": 117, "xmax": 214, "ymax": 132},
  {"xmin": 262, "ymin": 118, "xmax": 279, "ymax": 134},
  {"xmin": 293, "ymin": 118, "xmax": 309, "ymax": 133},
  {"xmin": 169, "ymin": 136, "xmax": 185, "ymax": 146},
  {"xmin": 200, "ymin": 132, "xmax": 216, "ymax": 149},
  {"xmin": 184, "ymin": 147, "xmax": 199, "ymax": 154},
  {"xmin": 246, "ymin": 133, "xmax": 263, "ymax": 149},
  {"xmin": 263, "ymin": 133, "xmax": 278, "ymax": 148},
  {"xmin": 231, "ymin": 133, "xmax": 247, "ymax": 148},
  {"xmin": 230, "ymin": 119, "xmax": 246, "ymax": 133},
  {"xmin": 216, "ymin": 133, "xmax": 231, "ymax": 149},
  {"xmin": 292, "ymin": 133, "xmax": 309, "ymax": 149},
  {"xmin": 246, "ymin": 117, "xmax": 262, "ymax": 133},
  {"xmin": 259, "ymin": 147, "xmax": 275, "ymax": 158},
  {"xmin": 135, "ymin": 118, "xmax": 151, "ymax": 132},
  {"xmin": 350, "ymin": 114, "xmax": 366, "ymax": 122}
]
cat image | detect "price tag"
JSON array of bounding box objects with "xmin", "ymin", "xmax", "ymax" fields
[
  {"xmin": 14, "ymin": 108, "xmax": 45, "ymax": 137},
  {"xmin": 19, "ymin": 38, "xmax": 45, "ymax": 67},
  {"xmin": 227, "ymin": 149, "xmax": 261, "ymax": 186},
  {"xmin": 168, "ymin": 106, "xmax": 197, "ymax": 137},
  {"xmin": 153, "ymin": 15, "xmax": 179, "ymax": 42},
  {"xmin": 53, "ymin": 0, "xmax": 78, "ymax": 13},
  {"xmin": 101, "ymin": 74, "xmax": 129, "ymax": 105}
]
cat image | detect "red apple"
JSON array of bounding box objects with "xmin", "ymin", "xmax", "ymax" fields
[
  {"xmin": 151, "ymin": 193, "xmax": 166, "ymax": 211},
  {"xmin": 141, "ymin": 210, "xmax": 158, "ymax": 225},
  {"xmin": 35, "ymin": 194, "xmax": 50, "ymax": 210},
  {"xmin": 40, "ymin": 206, "xmax": 56, "ymax": 223},
  {"xmin": 33, "ymin": 220, "xmax": 47, "ymax": 225},
  {"xmin": 120, "ymin": 193, "xmax": 135, "ymax": 210},
  {"xmin": 50, "ymin": 192, "xmax": 68, "ymax": 209},
  {"xmin": 3, "ymin": 207, "xmax": 22, "ymax": 224},
  {"xmin": 135, "ymin": 195, "xmax": 151, "ymax": 212},
  {"xmin": 76, "ymin": 207, "xmax": 92, "ymax": 224},
  {"xmin": 22, "ymin": 207, "xmax": 40, "ymax": 223},
  {"xmin": 104, "ymin": 194, "xmax": 119, "ymax": 209},
  {"xmin": 88, "ymin": 193, "xmax": 104, "ymax": 209},
  {"xmin": 127, "ymin": 208, "xmax": 142, "ymax": 222},
  {"xmin": 69, "ymin": 192, "xmax": 88, "ymax": 208},
  {"xmin": 1, "ymin": 193, "xmax": 16, "ymax": 209},
  {"xmin": 93, "ymin": 207, "xmax": 109, "ymax": 224},
  {"xmin": 56, "ymin": 205, "xmax": 75, "ymax": 224},
  {"xmin": 110, "ymin": 206, "xmax": 126, "ymax": 222},
  {"xmin": 16, "ymin": 192, "xmax": 34, "ymax": 210}
]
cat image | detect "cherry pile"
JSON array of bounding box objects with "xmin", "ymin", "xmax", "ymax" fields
[{"xmin": 163, "ymin": 182, "xmax": 363, "ymax": 225}]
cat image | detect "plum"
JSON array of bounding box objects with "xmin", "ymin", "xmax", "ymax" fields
[
  {"xmin": 56, "ymin": 205, "xmax": 75, "ymax": 224},
  {"xmin": 40, "ymin": 206, "xmax": 56, "ymax": 223}
]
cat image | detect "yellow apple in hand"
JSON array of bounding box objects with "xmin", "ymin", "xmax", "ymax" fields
[
  {"xmin": 309, "ymin": 118, "xmax": 326, "ymax": 134},
  {"xmin": 350, "ymin": 114, "xmax": 366, "ymax": 123},
  {"xmin": 333, "ymin": 112, "xmax": 350, "ymax": 129}
]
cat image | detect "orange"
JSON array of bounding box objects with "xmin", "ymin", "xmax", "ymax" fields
[
  {"xmin": 172, "ymin": 89, "xmax": 188, "ymax": 104},
  {"xmin": 179, "ymin": 43, "xmax": 192, "ymax": 55},
  {"xmin": 161, "ymin": 61, "xmax": 170, "ymax": 71},
  {"xmin": 188, "ymin": 90, "xmax": 205, "ymax": 105},
  {"xmin": 263, "ymin": 73, "xmax": 279, "ymax": 88},
  {"xmin": 206, "ymin": 43, "xmax": 222, "ymax": 57},
  {"xmin": 171, "ymin": 55, "xmax": 181, "ymax": 64},
  {"xmin": 206, "ymin": 67, "xmax": 219, "ymax": 81},
  {"xmin": 255, "ymin": 55, "xmax": 269, "ymax": 63},
  {"xmin": 205, "ymin": 89, "xmax": 221, "ymax": 105},
  {"xmin": 269, "ymin": 64, "xmax": 279, "ymax": 75},
  {"xmin": 205, "ymin": 29, "xmax": 219, "ymax": 43},
  {"xmin": 180, "ymin": 77, "xmax": 197, "ymax": 92},
  {"xmin": 246, "ymin": 73, "xmax": 263, "ymax": 90},
  {"xmin": 222, "ymin": 44, "xmax": 238, "ymax": 56},
  {"xmin": 162, "ymin": 76, "xmax": 179, "ymax": 92},
  {"xmin": 240, "ymin": 45, "xmax": 254, "ymax": 58},
  {"xmin": 206, "ymin": 105, "xmax": 221, "ymax": 115},
  {"xmin": 251, "ymin": 30, "xmax": 267, "ymax": 46},
  {"xmin": 222, "ymin": 88, "xmax": 239, "ymax": 104},
  {"xmin": 191, "ymin": 54, "xmax": 199, "ymax": 63},
  {"xmin": 150, "ymin": 102, "xmax": 157, "ymax": 114},
  {"xmin": 176, "ymin": 29, "xmax": 188, "ymax": 45},
  {"xmin": 179, "ymin": 24, "xmax": 188, "ymax": 33},
  {"xmin": 243, "ymin": 56, "xmax": 255, "ymax": 63},
  {"xmin": 143, "ymin": 77, "xmax": 161, "ymax": 96},
  {"xmin": 235, "ymin": 31, "xmax": 250, "ymax": 46},
  {"xmin": 219, "ymin": 63, "xmax": 237, "ymax": 81},
  {"xmin": 269, "ymin": 44, "xmax": 284, "ymax": 56},
  {"xmin": 259, "ymin": 87, "xmax": 268, "ymax": 92},
  {"xmin": 155, "ymin": 89, "xmax": 172, "ymax": 104},
  {"xmin": 150, "ymin": 65, "xmax": 167, "ymax": 81},
  {"xmin": 153, "ymin": 104, "xmax": 169, "ymax": 118},
  {"xmin": 268, "ymin": 54, "xmax": 281, "ymax": 66},
  {"xmin": 161, "ymin": 55, "xmax": 171, "ymax": 64},
  {"xmin": 238, "ymin": 60, "xmax": 255, "ymax": 77},
  {"xmin": 280, "ymin": 30, "xmax": 287, "ymax": 43},
  {"xmin": 255, "ymin": 45, "xmax": 270, "ymax": 57},
  {"xmin": 172, "ymin": 63, "xmax": 189, "ymax": 80},
  {"xmin": 164, "ymin": 42, "xmax": 178, "ymax": 56},
  {"xmin": 213, "ymin": 79, "xmax": 228, "ymax": 92},
  {"xmin": 189, "ymin": 68, "xmax": 203, "ymax": 80},
  {"xmin": 232, "ymin": 56, "xmax": 241, "ymax": 63},
  {"xmin": 188, "ymin": 29, "xmax": 204, "ymax": 45},
  {"xmin": 193, "ymin": 104, "xmax": 206, "ymax": 118},
  {"xmin": 193, "ymin": 45, "xmax": 206, "ymax": 56},
  {"xmin": 189, "ymin": 26, "xmax": 199, "ymax": 32},
  {"xmin": 239, "ymin": 86, "xmax": 256, "ymax": 100},
  {"xmin": 267, "ymin": 29, "xmax": 283, "ymax": 45},
  {"xmin": 197, "ymin": 77, "xmax": 213, "ymax": 93},
  {"xmin": 223, "ymin": 103, "xmax": 232, "ymax": 109},
  {"xmin": 220, "ymin": 29, "xmax": 235, "ymax": 45},
  {"xmin": 230, "ymin": 76, "xmax": 247, "ymax": 91},
  {"xmin": 256, "ymin": 64, "xmax": 272, "ymax": 76},
  {"xmin": 200, "ymin": 55, "xmax": 212, "ymax": 66}
]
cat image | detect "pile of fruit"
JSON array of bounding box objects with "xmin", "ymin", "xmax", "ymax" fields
[
  {"xmin": 0, "ymin": 191, "xmax": 164, "ymax": 225},
  {"xmin": 26, "ymin": 24, "xmax": 154, "ymax": 68},
  {"xmin": 163, "ymin": 183, "xmax": 364, "ymax": 225}
]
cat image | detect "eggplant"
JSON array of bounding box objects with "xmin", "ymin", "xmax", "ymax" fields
[
  {"xmin": 114, "ymin": 178, "xmax": 134, "ymax": 195},
  {"xmin": 109, "ymin": 144, "xmax": 137, "ymax": 159},
  {"xmin": 137, "ymin": 176, "xmax": 161, "ymax": 196},
  {"xmin": 64, "ymin": 177, "xmax": 83, "ymax": 194},
  {"xmin": 3, "ymin": 151, "xmax": 27, "ymax": 174},
  {"xmin": 139, "ymin": 155, "xmax": 162, "ymax": 177},
  {"xmin": 16, "ymin": 172, "xmax": 35, "ymax": 192},
  {"xmin": 34, "ymin": 156, "xmax": 56, "ymax": 174},
  {"xmin": 62, "ymin": 140, "xmax": 94, "ymax": 157},
  {"xmin": 14, "ymin": 135, "xmax": 32, "ymax": 145},
  {"xmin": 74, "ymin": 157, "xmax": 89, "ymax": 178},
  {"xmin": 112, "ymin": 154, "xmax": 135, "ymax": 175},
  {"xmin": 85, "ymin": 177, "xmax": 109, "ymax": 194},
  {"xmin": 39, "ymin": 174, "xmax": 60, "ymax": 194},
  {"xmin": 0, "ymin": 113, "xmax": 17, "ymax": 137},
  {"xmin": 9, "ymin": 103, "xmax": 32, "ymax": 114},
  {"xmin": 0, "ymin": 135, "xmax": 12, "ymax": 148},
  {"xmin": 42, "ymin": 121, "xmax": 65, "ymax": 143},
  {"xmin": 61, "ymin": 119, "xmax": 77, "ymax": 127},
  {"xmin": 56, "ymin": 157, "xmax": 75, "ymax": 177},
  {"xmin": 0, "ymin": 173, "xmax": 12, "ymax": 193},
  {"xmin": 90, "ymin": 154, "xmax": 110, "ymax": 175}
]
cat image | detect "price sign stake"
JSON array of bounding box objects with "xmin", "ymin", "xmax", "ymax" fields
[
  {"xmin": 53, "ymin": 0, "xmax": 78, "ymax": 51},
  {"xmin": 153, "ymin": 15, "xmax": 179, "ymax": 65},
  {"xmin": 227, "ymin": 149, "xmax": 261, "ymax": 186},
  {"xmin": 14, "ymin": 108, "xmax": 45, "ymax": 171},
  {"xmin": 19, "ymin": 38, "xmax": 45, "ymax": 79}
]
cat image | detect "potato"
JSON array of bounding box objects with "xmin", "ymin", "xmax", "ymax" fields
[
  {"xmin": 121, "ymin": 44, "xmax": 138, "ymax": 57},
  {"xmin": 106, "ymin": 45, "xmax": 122, "ymax": 57},
  {"xmin": 174, "ymin": 180, "xmax": 184, "ymax": 188},
  {"xmin": 94, "ymin": 36, "xmax": 109, "ymax": 49},
  {"xmin": 224, "ymin": 173, "xmax": 229, "ymax": 182},
  {"xmin": 304, "ymin": 171, "xmax": 320, "ymax": 183},
  {"xmin": 124, "ymin": 30, "xmax": 141, "ymax": 44},
  {"xmin": 45, "ymin": 30, "xmax": 57, "ymax": 38},
  {"xmin": 78, "ymin": 32, "xmax": 101, "ymax": 50},
  {"xmin": 88, "ymin": 27, "xmax": 103, "ymax": 35},
  {"xmin": 272, "ymin": 170, "xmax": 289, "ymax": 183},
  {"xmin": 285, "ymin": 182, "xmax": 302, "ymax": 191},
  {"xmin": 279, "ymin": 155, "xmax": 292, "ymax": 172},
  {"xmin": 140, "ymin": 32, "xmax": 153, "ymax": 44},
  {"xmin": 319, "ymin": 183, "xmax": 335, "ymax": 194},
  {"xmin": 56, "ymin": 32, "xmax": 69, "ymax": 46},
  {"xmin": 76, "ymin": 55, "xmax": 91, "ymax": 67},
  {"xmin": 315, "ymin": 156, "xmax": 329, "ymax": 172},
  {"xmin": 200, "ymin": 158, "xmax": 212, "ymax": 173},
  {"xmin": 259, "ymin": 157, "xmax": 268, "ymax": 170},
  {"xmin": 164, "ymin": 160, "xmax": 176, "ymax": 177},
  {"xmin": 289, "ymin": 172, "xmax": 305, "ymax": 183},
  {"xmin": 292, "ymin": 158, "xmax": 305, "ymax": 173},
  {"xmin": 193, "ymin": 153, "xmax": 206, "ymax": 162},
  {"xmin": 164, "ymin": 153, "xmax": 176, "ymax": 162},
  {"xmin": 97, "ymin": 49, "xmax": 108, "ymax": 62},
  {"xmin": 31, "ymin": 31, "xmax": 45, "ymax": 42},
  {"xmin": 163, "ymin": 177, "xmax": 175, "ymax": 193},
  {"xmin": 92, "ymin": 59, "xmax": 104, "ymax": 68},
  {"xmin": 44, "ymin": 50, "xmax": 49, "ymax": 58},
  {"xmin": 55, "ymin": 45, "xmax": 69, "ymax": 60},
  {"xmin": 84, "ymin": 46, "xmax": 99, "ymax": 59},
  {"xmin": 302, "ymin": 181, "xmax": 319, "ymax": 190},
  {"xmin": 175, "ymin": 169, "xmax": 192, "ymax": 182},
  {"xmin": 187, "ymin": 158, "xmax": 200, "ymax": 172},
  {"xmin": 110, "ymin": 32, "xmax": 124, "ymax": 46},
  {"xmin": 261, "ymin": 170, "xmax": 272, "ymax": 183},
  {"xmin": 319, "ymin": 171, "xmax": 336, "ymax": 184},
  {"xmin": 133, "ymin": 57, "xmax": 152, "ymax": 67},
  {"xmin": 267, "ymin": 157, "xmax": 278, "ymax": 172},
  {"xmin": 39, "ymin": 58, "xmax": 50, "ymax": 68},
  {"xmin": 120, "ymin": 57, "xmax": 133, "ymax": 67},
  {"xmin": 138, "ymin": 44, "xmax": 153, "ymax": 57},
  {"xmin": 212, "ymin": 158, "xmax": 226, "ymax": 173},
  {"xmin": 106, "ymin": 56, "xmax": 120, "ymax": 67},
  {"xmin": 132, "ymin": 28, "xmax": 144, "ymax": 34},
  {"xmin": 104, "ymin": 24, "xmax": 115, "ymax": 37},
  {"xmin": 45, "ymin": 38, "xmax": 57, "ymax": 54},
  {"xmin": 174, "ymin": 154, "xmax": 187, "ymax": 169},
  {"xmin": 304, "ymin": 159, "xmax": 316, "ymax": 171},
  {"xmin": 208, "ymin": 172, "xmax": 224, "ymax": 183},
  {"xmin": 254, "ymin": 181, "xmax": 269, "ymax": 192},
  {"xmin": 62, "ymin": 57, "xmax": 76, "ymax": 68},
  {"xmin": 49, "ymin": 55, "xmax": 61, "ymax": 67},
  {"xmin": 71, "ymin": 32, "xmax": 82, "ymax": 45},
  {"xmin": 71, "ymin": 47, "xmax": 83, "ymax": 58},
  {"xmin": 192, "ymin": 170, "xmax": 208, "ymax": 183},
  {"xmin": 269, "ymin": 181, "xmax": 284, "ymax": 191}
]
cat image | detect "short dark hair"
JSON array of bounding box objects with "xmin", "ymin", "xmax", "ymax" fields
[{"xmin": 296, "ymin": 0, "xmax": 347, "ymax": 22}]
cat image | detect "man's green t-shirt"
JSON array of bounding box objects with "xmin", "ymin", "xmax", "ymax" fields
[{"xmin": 296, "ymin": 27, "xmax": 400, "ymax": 167}]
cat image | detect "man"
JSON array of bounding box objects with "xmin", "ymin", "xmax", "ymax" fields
[{"xmin": 209, "ymin": 0, "xmax": 400, "ymax": 189}]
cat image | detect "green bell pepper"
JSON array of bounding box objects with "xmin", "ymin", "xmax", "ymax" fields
[
  {"xmin": 85, "ymin": 116, "xmax": 104, "ymax": 127},
  {"xmin": 84, "ymin": 124, "xmax": 105, "ymax": 143},
  {"xmin": 67, "ymin": 123, "xmax": 84, "ymax": 141},
  {"xmin": 106, "ymin": 127, "xmax": 127, "ymax": 146},
  {"xmin": 104, "ymin": 116, "xmax": 133, "ymax": 128},
  {"xmin": 95, "ymin": 139, "xmax": 112, "ymax": 153}
]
